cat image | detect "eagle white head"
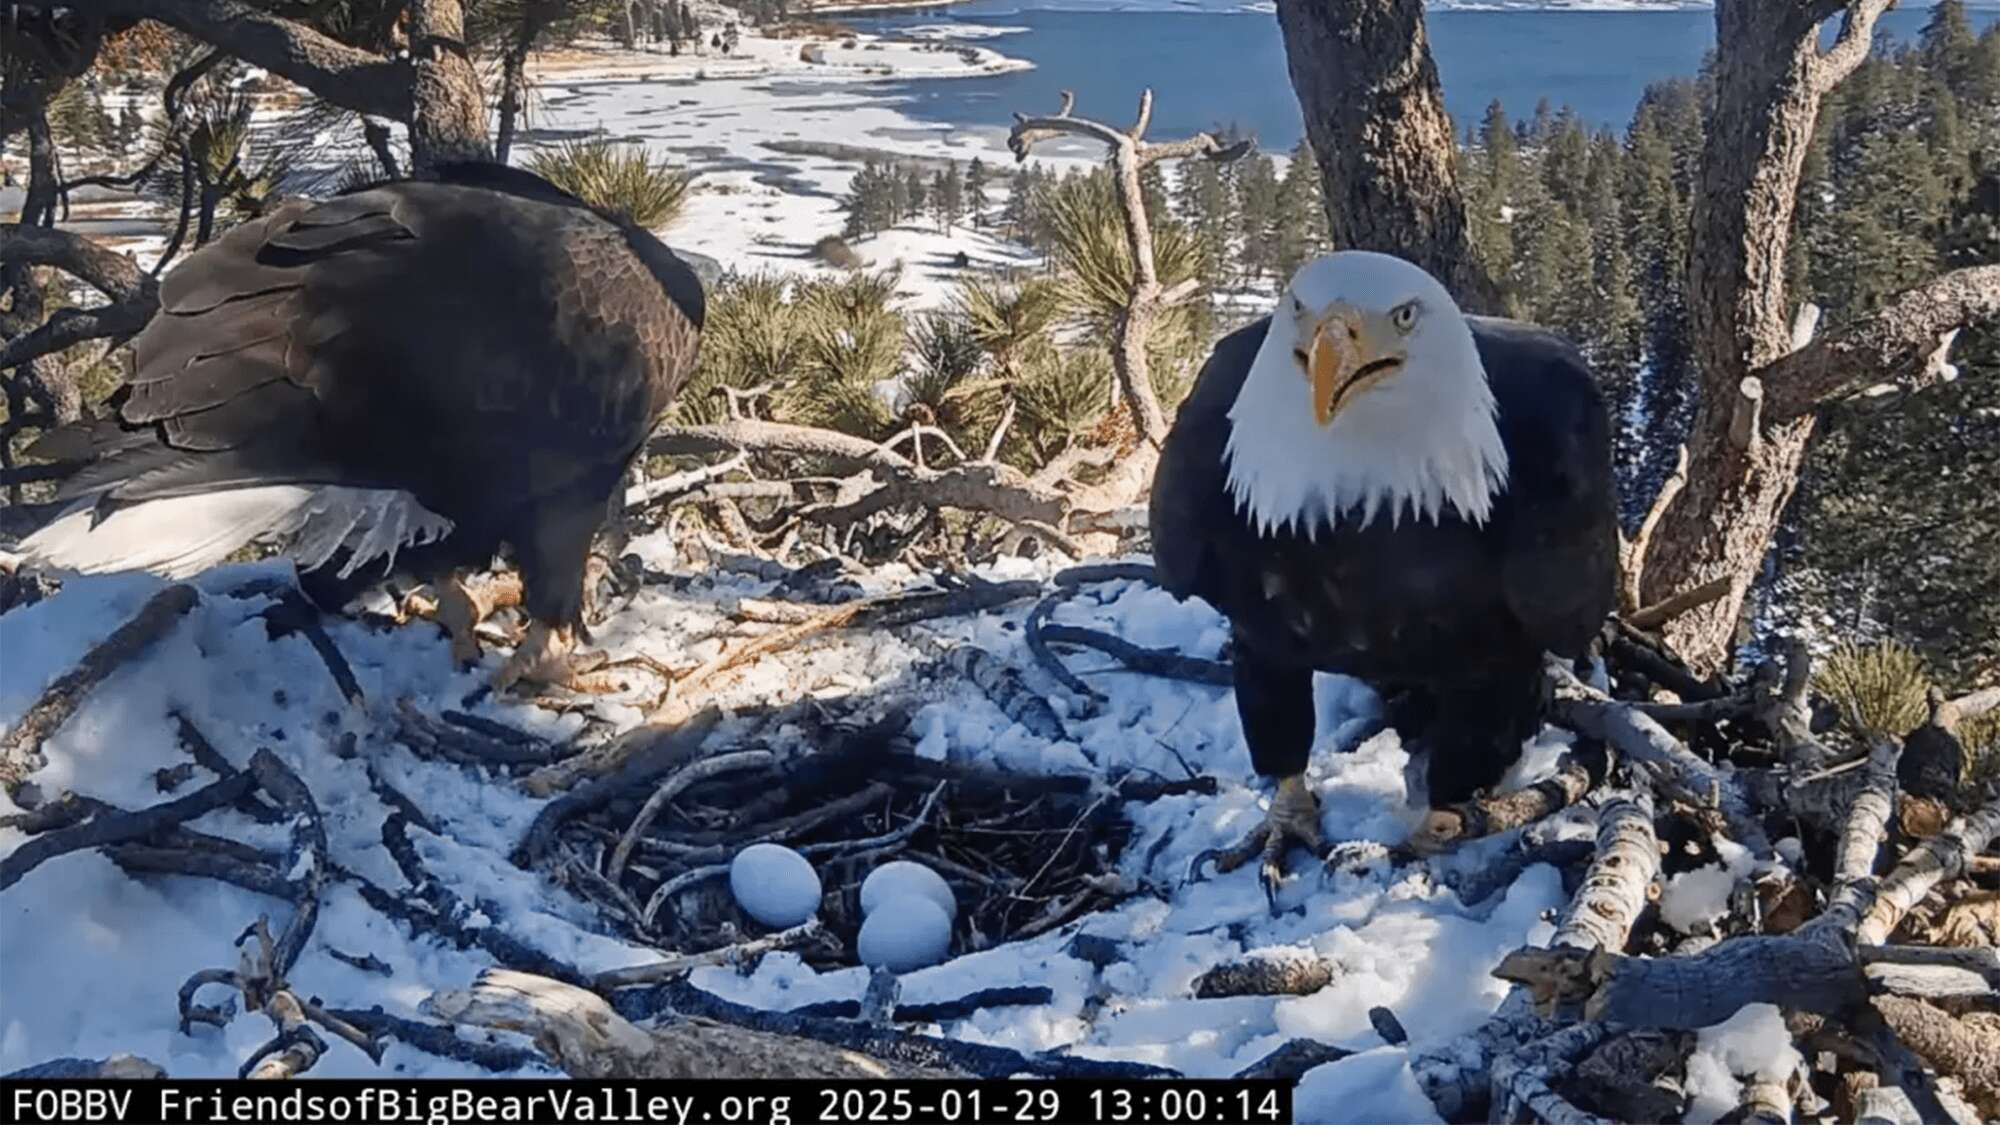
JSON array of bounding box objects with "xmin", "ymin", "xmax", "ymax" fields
[{"xmin": 1223, "ymin": 251, "xmax": 1509, "ymax": 537}]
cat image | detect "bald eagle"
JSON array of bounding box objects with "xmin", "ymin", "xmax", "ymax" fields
[
  {"xmin": 1150, "ymin": 252, "xmax": 1616, "ymax": 893},
  {"xmin": 19, "ymin": 162, "xmax": 704, "ymax": 691}
]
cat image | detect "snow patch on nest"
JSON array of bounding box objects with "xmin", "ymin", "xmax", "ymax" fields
[{"xmin": 1, "ymin": 543, "xmax": 1572, "ymax": 1108}]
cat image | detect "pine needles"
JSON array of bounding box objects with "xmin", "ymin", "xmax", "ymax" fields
[{"xmin": 527, "ymin": 134, "xmax": 695, "ymax": 230}]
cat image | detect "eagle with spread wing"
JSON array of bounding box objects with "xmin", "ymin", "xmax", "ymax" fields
[{"xmin": 21, "ymin": 162, "xmax": 705, "ymax": 691}]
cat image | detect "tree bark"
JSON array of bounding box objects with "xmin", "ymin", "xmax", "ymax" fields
[
  {"xmin": 404, "ymin": 0, "xmax": 491, "ymax": 171},
  {"xmin": 1270, "ymin": 0, "xmax": 1494, "ymax": 310},
  {"xmin": 494, "ymin": 6, "xmax": 548, "ymax": 165},
  {"xmin": 1640, "ymin": 0, "xmax": 1910, "ymax": 673}
]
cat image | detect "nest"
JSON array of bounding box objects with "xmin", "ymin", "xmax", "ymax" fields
[{"xmin": 517, "ymin": 704, "xmax": 1164, "ymax": 965}]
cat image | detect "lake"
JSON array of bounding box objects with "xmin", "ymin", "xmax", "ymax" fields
[{"xmin": 847, "ymin": 3, "xmax": 2000, "ymax": 149}]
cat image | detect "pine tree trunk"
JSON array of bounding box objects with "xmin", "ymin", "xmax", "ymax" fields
[
  {"xmin": 1640, "ymin": 0, "xmax": 1889, "ymax": 673},
  {"xmin": 406, "ymin": 0, "xmax": 492, "ymax": 173},
  {"xmin": 1270, "ymin": 0, "xmax": 1495, "ymax": 310},
  {"xmin": 495, "ymin": 8, "xmax": 545, "ymax": 165}
]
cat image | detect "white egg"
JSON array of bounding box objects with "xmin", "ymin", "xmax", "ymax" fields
[
  {"xmin": 728, "ymin": 843, "xmax": 822, "ymax": 929},
  {"xmin": 859, "ymin": 860, "xmax": 957, "ymax": 921},
  {"xmin": 856, "ymin": 893, "xmax": 952, "ymax": 973}
]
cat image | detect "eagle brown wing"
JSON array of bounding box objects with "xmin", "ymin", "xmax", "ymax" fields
[
  {"xmin": 38, "ymin": 165, "xmax": 704, "ymax": 526},
  {"xmin": 1474, "ymin": 318, "xmax": 1620, "ymax": 659},
  {"xmin": 1149, "ymin": 319, "xmax": 1268, "ymax": 608}
]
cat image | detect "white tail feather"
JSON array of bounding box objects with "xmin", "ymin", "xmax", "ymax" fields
[{"xmin": 19, "ymin": 485, "xmax": 453, "ymax": 581}]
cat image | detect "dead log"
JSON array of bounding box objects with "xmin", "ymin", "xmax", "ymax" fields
[
  {"xmin": 1872, "ymin": 996, "xmax": 2000, "ymax": 1119},
  {"xmin": 429, "ymin": 970, "xmax": 969, "ymax": 1080},
  {"xmin": 1859, "ymin": 798, "xmax": 2000, "ymax": 945},
  {"xmin": 1410, "ymin": 756, "xmax": 1595, "ymax": 854}
]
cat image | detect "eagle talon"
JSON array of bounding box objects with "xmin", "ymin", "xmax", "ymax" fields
[
  {"xmin": 1189, "ymin": 776, "xmax": 1324, "ymax": 912},
  {"xmin": 494, "ymin": 621, "xmax": 619, "ymax": 694}
]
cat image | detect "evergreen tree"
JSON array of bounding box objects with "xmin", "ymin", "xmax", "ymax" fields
[
  {"xmin": 934, "ymin": 163, "xmax": 964, "ymax": 231},
  {"xmin": 966, "ymin": 157, "xmax": 989, "ymax": 227},
  {"xmin": 842, "ymin": 161, "xmax": 897, "ymax": 238},
  {"xmin": 722, "ymin": 23, "xmax": 740, "ymax": 55},
  {"xmin": 1002, "ymin": 166, "xmax": 1034, "ymax": 240},
  {"xmin": 1175, "ymin": 155, "xmax": 1234, "ymax": 286},
  {"xmin": 1233, "ymin": 153, "xmax": 1281, "ymax": 281},
  {"xmin": 902, "ymin": 166, "xmax": 927, "ymax": 224},
  {"xmin": 890, "ymin": 166, "xmax": 913, "ymax": 225},
  {"xmin": 682, "ymin": 3, "xmax": 701, "ymax": 52},
  {"xmin": 1273, "ymin": 140, "xmax": 1330, "ymax": 284},
  {"xmin": 1921, "ymin": 0, "xmax": 1976, "ymax": 87}
]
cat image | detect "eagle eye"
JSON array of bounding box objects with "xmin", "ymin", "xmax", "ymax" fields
[{"xmin": 1391, "ymin": 300, "xmax": 1421, "ymax": 333}]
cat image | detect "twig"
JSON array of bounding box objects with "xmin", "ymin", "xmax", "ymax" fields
[
  {"xmin": 0, "ymin": 772, "xmax": 258, "ymax": 892},
  {"xmin": 1037, "ymin": 623, "xmax": 1232, "ymax": 686},
  {"xmin": 244, "ymin": 749, "xmax": 326, "ymax": 977},
  {"xmin": 258, "ymin": 589, "xmax": 363, "ymax": 705},
  {"xmin": 1625, "ymin": 575, "xmax": 1732, "ymax": 630},
  {"xmin": 596, "ymin": 920, "xmax": 827, "ymax": 989},
  {"xmin": 607, "ymin": 748, "xmax": 776, "ymax": 883},
  {"xmin": 1, "ymin": 584, "xmax": 199, "ymax": 795},
  {"xmin": 1025, "ymin": 588, "xmax": 1106, "ymax": 704}
]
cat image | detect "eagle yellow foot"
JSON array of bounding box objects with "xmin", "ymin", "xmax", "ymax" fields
[
  {"xmin": 493, "ymin": 621, "xmax": 617, "ymax": 694},
  {"xmin": 1190, "ymin": 775, "xmax": 1326, "ymax": 912},
  {"xmin": 434, "ymin": 571, "xmax": 528, "ymax": 667}
]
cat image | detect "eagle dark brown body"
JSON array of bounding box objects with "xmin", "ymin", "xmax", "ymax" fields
[{"xmin": 1151, "ymin": 316, "xmax": 1617, "ymax": 806}]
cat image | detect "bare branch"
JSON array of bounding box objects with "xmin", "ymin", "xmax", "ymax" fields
[
  {"xmin": 1759, "ymin": 266, "xmax": 2000, "ymax": 421},
  {"xmin": 1, "ymin": 224, "xmax": 159, "ymax": 305},
  {"xmin": 1625, "ymin": 576, "xmax": 1732, "ymax": 631},
  {"xmin": 1128, "ymin": 89, "xmax": 1153, "ymax": 142},
  {"xmin": 1619, "ymin": 444, "xmax": 1687, "ymax": 614},
  {"xmin": 83, "ymin": 0, "xmax": 413, "ymax": 121},
  {"xmin": 648, "ymin": 420, "xmax": 911, "ymax": 472},
  {"xmin": 1812, "ymin": 0, "xmax": 1895, "ymax": 93}
]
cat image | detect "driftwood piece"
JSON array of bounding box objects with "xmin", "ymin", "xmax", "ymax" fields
[
  {"xmin": 1550, "ymin": 662, "xmax": 1773, "ymax": 859},
  {"xmin": 428, "ymin": 969, "xmax": 967, "ymax": 1079},
  {"xmin": 1859, "ymin": 798, "xmax": 2000, "ymax": 945},
  {"xmin": 1417, "ymin": 795, "xmax": 1657, "ymax": 1119},
  {"xmin": 1861, "ymin": 945, "xmax": 2000, "ymax": 998},
  {"xmin": 245, "ymin": 749, "xmax": 326, "ymax": 977},
  {"xmin": 328, "ymin": 1007, "xmax": 546, "ymax": 1072},
  {"xmin": 1411, "ymin": 756, "xmax": 1595, "ymax": 854},
  {"xmin": 607, "ymin": 748, "xmax": 776, "ymax": 882},
  {"xmin": 785, "ymin": 986, "xmax": 1055, "ymax": 1024},
  {"xmin": 1231, "ymin": 1039, "xmax": 1353, "ymax": 1082},
  {"xmin": 1191, "ymin": 952, "xmax": 1338, "ymax": 999},
  {"xmin": 1035, "ymin": 622, "xmax": 1233, "ymax": 687},
  {"xmin": 0, "ymin": 583, "xmax": 198, "ymax": 795},
  {"xmin": 1487, "ymin": 1023, "xmax": 1615, "ymax": 1125}
]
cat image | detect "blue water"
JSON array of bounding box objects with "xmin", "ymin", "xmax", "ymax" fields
[{"xmin": 849, "ymin": 5, "xmax": 2000, "ymax": 149}]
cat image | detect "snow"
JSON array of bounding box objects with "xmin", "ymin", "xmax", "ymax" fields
[
  {"xmin": 730, "ymin": 843, "xmax": 824, "ymax": 929},
  {"xmin": 857, "ymin": 895, "xmax": 954, "ymax": 971},
  {"xmin": 1661, "ymin": 836, "xmax": 1759, "ymax": 935},
  {"xmin": 860, "ymin": 860, "xmax": 957, "ymax": 921},
  {"xmin": 0, "ymin": 547, "xmax": 1574, "ymax": 1093},
  {"xmin": 1681, "ymin": 1003, "xmax": 1804, "ymax": 1125}
]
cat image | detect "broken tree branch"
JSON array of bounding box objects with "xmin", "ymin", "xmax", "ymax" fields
[{"xmin": 1, "ymin": 584, "xmax": 199, "ymax": 796}]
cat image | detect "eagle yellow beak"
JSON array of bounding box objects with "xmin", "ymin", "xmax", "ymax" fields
[{"xmin": 1306, "ymin": 304, "xmax": 1406, "ymax": 426}]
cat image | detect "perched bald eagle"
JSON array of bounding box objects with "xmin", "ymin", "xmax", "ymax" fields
[
  {"xmin": 1151, "ymin": 252, "xmax": 1616, "ymax": 893},
  {"xmin": 19, "ymin": 162, "xmax": 704, "ymax": 691}
]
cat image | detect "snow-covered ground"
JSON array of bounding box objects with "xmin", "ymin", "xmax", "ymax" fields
[
  {"xmin": 1, "ymin": 541, "xmax": 1593, "ymax": 1119},
  {"xmin": 521, "ymin": 24, "xmax": 1083, "ymax": 309}
]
